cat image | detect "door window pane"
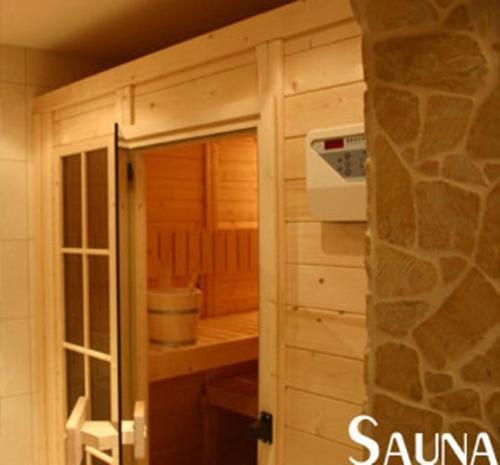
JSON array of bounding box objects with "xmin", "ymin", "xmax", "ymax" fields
[
  {"xmin": 87, "ymin": 149, "xmax": 109, "ymax": 249},
  {"xmin": 65, "ymin": 350, "xmax": 84, "ymax": 415},
  {"xmin": 90, "ymin": 358, "xmax": 111, "ymax": 421},
  {"xmin": 89, "ymin": 255, "xmax": 110, "ymax": 353},
  {"xmin": 62, "ymin": 155, "xmax": 82, "ymax": 247},
  {"xmin": 64, "ymin": 254, "xmax": 84, "ymax": 345}
]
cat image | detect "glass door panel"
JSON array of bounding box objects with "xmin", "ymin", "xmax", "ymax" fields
[
  {"xmin": 89, "ymin": 255, "xmax": 111, "ymax": 354},
  {"xmin": 64, "ymin": 254, "xmax": 84, "ymax": 346},
  {"xmin": 59, "ymin": 140, "xmax": 120, "ymax": 465}
]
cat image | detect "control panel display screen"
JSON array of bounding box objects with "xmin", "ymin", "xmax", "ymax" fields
[{"xmin": 312, "ymin": 133, "xmax": 367, "ymax": 181}]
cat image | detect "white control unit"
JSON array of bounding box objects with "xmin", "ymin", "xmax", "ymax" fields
[{"xmin": 305, "ymin": 123, "xmax": 367, "ymax": 221}]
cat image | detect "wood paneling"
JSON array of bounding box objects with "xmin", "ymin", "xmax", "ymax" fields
[
  {"xmin": 284, "ymin": 179, "xmax": 312, "ymax": 222},
  {"xmin": 285, "ymin": 307, "xmax": 366, "ymax": 359},
  {"xmin": 210, "ymin": 135, "xmax": 258, "ymax": 230},
  {"xmin": 284, "ymin": 82, "xmax": 366, "ymax": 138},
  {"xmin": 284, "ymin": 37, "xmax": 363, "ymax": 96},
  {"xmin": 283, "ymin": 19, "xmax": 361, "ymax": 56},
  {"xmin": 135, "ymin": 65, "xmax": 259, "ymax": 132},
  {"xmin": 285, "ymin": 347, "xmax": 365, "ymax": 404},
  {"xmin": 286, "ymin": 264, "xmax": 367, "ymax": 314},
  {"xmin": 285, "ymin": 388, "xmax": 362, "ymax": 446},
  {"xmin": 284, "ymin": 137, "xmax": 306, "ymax": 180},
  {"xmin": 286, "ymin": 222, "xmax": 365, "ymax": 268},
  {"xmin": 285, "ymin": 428, "xmax": 362, "ymax": 465},
  {"xmin": 53, "ymin": 105, "xmax": 115, "ymax": 145},
  {"xmin": 281, "ymin": 26, "xmax": 366, "ymax": 463},
  {"xmin": 144, "ymin": 136, "xmax": 259, "ymax": 317}
]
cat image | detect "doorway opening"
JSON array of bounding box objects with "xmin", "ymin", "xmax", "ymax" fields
[{"xmin": 130, "ymin": 130, "xmax": 260, "ymax": 465}]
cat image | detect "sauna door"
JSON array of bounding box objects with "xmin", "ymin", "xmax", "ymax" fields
[{"xmin": 58, "ymin": 131, "xmax": 144, "ymax": 465}]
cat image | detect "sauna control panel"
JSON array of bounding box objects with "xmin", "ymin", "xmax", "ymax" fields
[{"xmin": 305, "ymin": 123, "xmax": 367, "ymax": 221}]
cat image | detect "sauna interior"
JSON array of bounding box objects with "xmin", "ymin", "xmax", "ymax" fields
[{"xmin": 138, "ymin": 132, "xmax": 260, "ymax": 465}]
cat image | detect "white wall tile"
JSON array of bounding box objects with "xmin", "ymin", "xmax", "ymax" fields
[
  {"xmin": 0, "ymin": 83, "xmax": 27, "ymax": 160},
  {"xmin": 0, "ymin": 160, "xmax": 27, "ymax": 240},
  {"xmin": 0, "ymin": 319, "xmax": 31, "ymax": 396},
  {"xmin": 0, "ymin": 394, "xmax": 33, "ymax": 465},
  {"xmin": 0, "ymin": 241, "xmax": 29, "ymax": 320},
  {"xmin": 0, "ymin": 43, "xmax": 108, "ymax": 465}
]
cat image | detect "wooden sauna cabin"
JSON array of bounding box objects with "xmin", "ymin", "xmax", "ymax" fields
[{"xmin": 32, "ymin": 2, "xmax": 368, "ymax": 465}]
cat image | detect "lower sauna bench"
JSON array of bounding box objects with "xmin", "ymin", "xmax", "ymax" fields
[{"xmin": 148, "ymin": 311, "xmax": 259, "ymax": 382}]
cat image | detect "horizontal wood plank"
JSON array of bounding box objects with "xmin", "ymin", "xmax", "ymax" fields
[
  {"xmin": 53, "ymin": 105, "xmax": 115, "ymax": 145},
  {"xmin": 284, "ymin": 19, "xmax": 361, "ymax": 56},
  {"xmin": 285, "ymin": 347, "xmax": 365, "ymax": 404},
  {"xmin": 286, "ymin": 221, "xmax": 365, "ymax": 268},
  {"xmin": 286, "ymin": 264, "xmax": 367, "ymax": 313},
  {"xmin": 148, "ymin": 311, "xmax": 258, "ymax": 381},
  {"xmin": 285, "ymin": 307, "xmax": 366, "ymax": 359},
  {"xmin": 284, "ymin": 82, "xmax": 366, "ymax": 138},
  {"xmin": 285, "ymin": 427, "xmax": 362, "ymax": 465},
  {"xmin": 285, "ymin": 179, "xmax": 313, "ymax": 222},
  {"xmin": 134, "ymin": 65, "xmax": 259, "ymax": 132},
  {"xmin": 286, "ymin": 388, "xmax": 363, "ymax": 447},
  {"xmin": 284, "ymin": 37, "xmax": 363, "ymax": 95},
  {"xmin": 284, "ymin": 137, "xmax": 306, "ymax": 180}
]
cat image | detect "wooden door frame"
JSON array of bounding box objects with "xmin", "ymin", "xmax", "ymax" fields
[{"xmin": 35, "ymin": 40, "xmax": 284, "ymax": 465}]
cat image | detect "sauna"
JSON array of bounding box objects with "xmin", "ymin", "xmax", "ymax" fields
[
  {"xmin": 33, "ymin": 2, "xmax": 368, "ymax": 465},
  {"xmin": 137, "ymin": 132, "xmax": 260, "ymax": 465}
]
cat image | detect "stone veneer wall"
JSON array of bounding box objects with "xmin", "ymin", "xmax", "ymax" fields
[{"xmin": 351, "ymin": 0, "xmax": 500, "ymax": 455}]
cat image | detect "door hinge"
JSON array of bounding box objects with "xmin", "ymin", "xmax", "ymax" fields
[
  {"xmin": 127, "ymin": 162, "xmax": 134, "ymax": 182},
  {"xmin": 248, "ymin": 411, "xmax": 273, "ymax": 444}
]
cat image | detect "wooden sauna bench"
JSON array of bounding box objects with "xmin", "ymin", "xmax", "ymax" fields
[{"xmin": 148, "ymin": 311, "xmax": 258, "ymax": 382}]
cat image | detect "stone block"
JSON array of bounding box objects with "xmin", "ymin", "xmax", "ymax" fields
[
  {"xmin": 420, "ymin": 96, "xmax": 473, "ymax": 159},
  {"xmin": 468, "ymin": 85, "xmax": 500, "ymax": 159},
  {"xmin": 425, "ymin": 372, "xmax": 454, "ymax": 393},
  {"xmin": 373, "ymin": 394, "xmax": 443, "ymax": 457},
  {"xmin": 430, "ymin": 389, "xmax": 482, "ymax": 418},
  {"xmin": 476, "ymin": 183, "xmax": 500, "ymax": 279},
  {"xmin": 375, "ymin": 343, "xmax": 423, "ymax": 399},
  {"xmin": 374, "ymin": 33, "xmax": 487, "ymax": 95},
  {"xmin": 373, "ymin": 86, "xmax": 420, "ymax": 145},
  {"xmin": 375, "ymin": 136, "xmax": 416, "ymax": 246},
  {"xmin": 376, "ymin": 300, "xmax": 428, "ymax": 337},
  {"xmin": 414, "ymin": 268, "xmax": 500, "ymax": 368},
  {"xmin": 440, "ymin": 256, "xmax": 467, "ymax": 283},
  {"xmin": 416, "ymin": 181, "xmax": 480, "ymax": 254},
  {"xmin": 442, "ymin": 154, "xmax": 486, "ymax": 186},
  {"xmin": 375, "ymin": 244, "xmax": 438, "ymax": 298},
  {"xmin": 462, "ymin": 337, "xmax": 500, "ymax": 386}
]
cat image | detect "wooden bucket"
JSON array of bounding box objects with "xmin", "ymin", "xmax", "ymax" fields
[{"xmin": 148, "ymin": 288, "xmax": 201, "ymax": 348}]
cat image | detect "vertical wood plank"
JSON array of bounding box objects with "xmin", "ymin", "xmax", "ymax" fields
[
  {"xmin": 226, "ymin": 230, "xmax": 238, "ymax": 273},
  {"xmin": 256, "ymin": 39, "xmax": 283, "ymax": 465},
  {"xmin": 238, "ymin": 230, "xmax": 250, "ymax": 273}
]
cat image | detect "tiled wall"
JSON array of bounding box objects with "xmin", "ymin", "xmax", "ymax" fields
[{"xmin": 0, "ymin": 44, "xmax": 106, "ymax": 465}]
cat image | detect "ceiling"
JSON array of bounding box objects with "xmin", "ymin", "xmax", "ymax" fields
[{"xmin": 0, "ymin": 0, "xmax": 295, "ymax": 64}]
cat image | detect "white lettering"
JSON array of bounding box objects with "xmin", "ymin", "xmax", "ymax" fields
[
  {"xmin": 442, "ymin": 433, "xmax": 468, "ymax": 465},
  {"xmin": 348, "ymin": 415, "xmax": 499, "ymax": 465},
  {"xmin": 349, "ymin": 415, "xmax": 379, "ymax": 465},
  {"xmin": 471, "ymin": 433, "xmax": 498, "ymax": 465},
  {"xmin": 415, "ymin": 433, "xmax": 439, "ymax": 465},
  {"xmin": 383, "ymin": 433, "xmax": 412, "ymax": 465}
]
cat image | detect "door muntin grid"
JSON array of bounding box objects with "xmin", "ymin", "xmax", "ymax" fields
[{"xmin": 60, "ymin": 145, "xmax": 119, "ymax": 465}]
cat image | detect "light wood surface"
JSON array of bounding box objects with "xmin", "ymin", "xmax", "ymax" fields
[
  {"xmin": 148, "ymin": 311, "xmax": 258, "ymax": 382},
  {"xmin": 34, "ymin": 4, "xmax": 369, "ymax": 465},
  {"xmin": 143, "ymin": 135, "xmax": 259, "ymax": 318}
]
